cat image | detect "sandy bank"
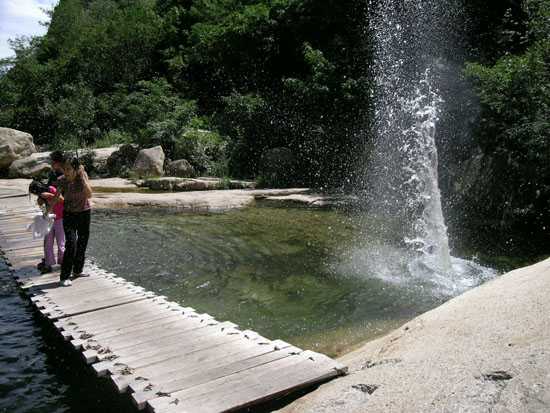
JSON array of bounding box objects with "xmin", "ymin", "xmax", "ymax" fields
[{"xmin": 279, "ymin": 258, "xmax": 550, "ymax": 413}]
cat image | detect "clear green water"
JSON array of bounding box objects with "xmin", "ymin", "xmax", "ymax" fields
[{"xmin": 87, "ymin": 206, "xmax": 487, "ymax": 357}]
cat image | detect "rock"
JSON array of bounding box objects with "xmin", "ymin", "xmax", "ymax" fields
[
  {"xmin": 260, "ymin": 147, "xmax": 295, "ymax": 187},
  {"xmin": 133, "ymin": 146, "xmax": 165, "ymax": 177},
  {"xmin": 106, "ymin": 144, "xmax": 139, "ymax": 177},
  {"xmin": 5, "ymin": 147, "xmax": 121, "ymax": 178},
  {"xmin": 8, "ymin": 152, "xmax": 51, "ymax": 178},
  {"xmin": 89, "ymin": 178, "xmax": 140, "ymax": 192},
  {"xmin": 88, "ymin": 186, "xmax": 310, "ymax": 211},
  {"xmin": 143, "ymin": 177, "xmax": 183, "ymax": 191},
  {"xmin": 167, "ymin": 159, "xmax": 195, "ymax": 178},
  {"xmin": 0, "ymin": 128, "xmax": 37, "ymax": 170},
  {"xmin": 88, "ymin": 146, "xmax": 120, "ymax": 174},
  {"xmin": 141, "ymin": 177, "xmax": 255, "ymax": 192},
  {"xmin": 72, "ymin": 146, "xmax": 121, "ymax": 177},
  {"xmin": 254, "ymin": 193, "xmax": 359, "ymax": 209}
]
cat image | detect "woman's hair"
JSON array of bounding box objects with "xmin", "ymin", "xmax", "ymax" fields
[
  {"xmin": 28, "ymin": 179, "xmax": 50, "ymax": 196},
  {"xmin": 50, "ymin": 150, "xmax": 66, "ymax": 164},
  {"xmin": 65, "ymin": 156, "xmax": 81, "ymax": 170}
]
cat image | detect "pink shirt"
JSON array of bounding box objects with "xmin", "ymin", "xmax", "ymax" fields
[{"xmin": 48, "ymin": 186, "xmax": 64, "ymax": 220}]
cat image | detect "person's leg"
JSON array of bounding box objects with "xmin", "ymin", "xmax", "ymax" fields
[
  {"xmin": 54, "ymin": 219, "xmax": 65, "ymax": 265},
  {"xmin": 60, "ymin": 214, "xmax": 77, "ymax": 281},
  {"xmin": 43, "ymin": 229, "xmax": 55, "ymax": 268},
  {"xmin": 73, "ymin": 210, "xmax": 91, "ymax": 275}
]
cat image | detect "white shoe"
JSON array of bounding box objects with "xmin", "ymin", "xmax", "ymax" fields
[
  {"xmin": 60, "ymin": 279, "xmax": 72, "ymax": 287},
  {"xmin": 73, "ymin": 272, "xmax": 90, "ymax": 278}
]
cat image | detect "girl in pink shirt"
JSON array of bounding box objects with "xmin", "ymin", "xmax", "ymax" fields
[{"xmin": 39, "ymin": 186, "xmax": 65, "ymax": 274}]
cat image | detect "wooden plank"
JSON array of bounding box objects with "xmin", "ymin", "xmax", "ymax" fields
[
  {"xmin": 131, "ymin": 345, "xmax": 300, "ymax": 409},
  {"xmin": 55, "ymin": 297, "xmax": 172, "ymax": 328},
  {"xmin": 91, "ymin": 327, "xmax": 256, "ymax": 378},
  {"xmin": 33, "ymin": 284, "xmax": 146, "ymax": 308},
  {"xmin": 125, "ymin": 338, "xmax": 286, "ymax": 394},
  {"xmin": 40, "ymin": 292, "xmax": 156, "ymax": 320},
  {"xmin": 63, "ymin": 307, "xmax": 199, "ymax": 343},
  {"xmin": 57, "ymin": 303, "xmax": 181, "ymax": 336},
  {"xmin": 79, "ymin": 318, "xmax": 230, "ymax": 361},
  {"xmin": 149, "ymin": 351, "xmax": 345, "ymax": 413},
  {"xmin": 90, "ymin": 324, "xmax": 244, "ymax": 373}
]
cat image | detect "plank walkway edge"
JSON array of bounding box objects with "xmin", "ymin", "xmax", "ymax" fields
[{"xmin": 0, "ymin": 189, "xmax": 347, "ymax": 413}]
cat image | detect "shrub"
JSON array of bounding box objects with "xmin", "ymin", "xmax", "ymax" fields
[{"xmin": 173, "ymin": 129, "xmax": 227, "ymax": 175}]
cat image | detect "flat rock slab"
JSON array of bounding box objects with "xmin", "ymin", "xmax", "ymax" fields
[{"xmin": 0, "ymin": 189, "xmax": 346, "ymax": 413}]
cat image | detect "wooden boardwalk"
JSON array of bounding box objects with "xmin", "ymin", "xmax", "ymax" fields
[{"xmin": 0, "ymin": 188, "xmax": 346, "ymax": 413}]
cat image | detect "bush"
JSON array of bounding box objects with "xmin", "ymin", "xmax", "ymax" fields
[
  {"xmin": 173, "ymin": 129, "xmax": 227, "ymax": 175},
  {"xmin": 463, "ymin": 0, "xmax": 550, "ymax": 243},
  {"xmin": 94, "ymin": 130, "xmax": 132, "ymax": 148}
]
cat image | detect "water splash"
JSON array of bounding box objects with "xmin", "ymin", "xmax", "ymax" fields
[
  {"xmin": 359, "ymin": 0, "xmax": 495, "ymax": 289},
  {"xmin": 401, "ymin": 69, "xmax": 451, "ymax": 274}
]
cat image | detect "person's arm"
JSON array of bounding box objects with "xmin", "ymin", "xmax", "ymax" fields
[
  {"xmin": 53, "ymin": 181, "xmax": 64, "ymax": 203},
  {"xmin": 79, "ymin": 167, "xmax": 93, "ymax": 199}
]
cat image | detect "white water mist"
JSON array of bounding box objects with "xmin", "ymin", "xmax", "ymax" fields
[{"xmin": 367, "ymin": 0, "xmax": 453, "ymax": 275}]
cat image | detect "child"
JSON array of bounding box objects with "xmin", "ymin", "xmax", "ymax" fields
[{"xmin": 38, "ymin": 186, "xmax": 65, "ymax": 274}]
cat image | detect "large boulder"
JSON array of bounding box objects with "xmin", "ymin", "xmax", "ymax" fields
[
  {"xmin": 73, "ymin": 146, "xmax": 120, "ymax": 177},
  {"xmin": 88, "ymin": 146, "xmax": 120, "ymax": 174},
  {"xmin": 133, "ymin": 146, "xmax": 165, "ymax": 177},
  {"xmin": 167, "ymin": 159, "xmax": 195, "ymax": 178},
  {"xmin": 106, "ymin": 144, "xmax": 139, "ymax": 177},
  {"xmin": 8, "ymin": 152, "xmax": 51, "ymax": 178},
  {"xmin": 140, "ymin": 177, "xmax": 255, "ymax": 191},
  {"xmin": 0, "ymin": 128, "xmax": 37, "ymax": 170}
]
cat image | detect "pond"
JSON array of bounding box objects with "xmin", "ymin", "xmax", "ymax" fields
[
  {"xmin": 86, "ymin": 205, "xmax": 496, "ymax": 357},
  {"xmin": 0, "ymin": 204, "xmax": 517, "ymax": 412}
]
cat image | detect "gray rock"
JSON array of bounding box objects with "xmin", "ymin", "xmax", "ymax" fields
[
  {"xmin": 133, "ymin": 146, "xmax": 165, "ymax": 177},
  {"xmin": 106, "ymin": 144, "xmax": 139, "ymax": 177},
  {"xmin": 8, "ymin": 152, "xmax": 51, "ymax": 178},
  {"xmin": 88, "ymin": 146, "xmax": 120, "ymax": 174},
  {"xmin": 141, "ymin": 177, "xmax": 255, "ymax": 192},
  {"xmin": 0, "ymin": 128, "xmax": 37, "ymax": 170},
  {"xmin": 167, "ymin": 159, "xmax": 195, "ymax": 178}
]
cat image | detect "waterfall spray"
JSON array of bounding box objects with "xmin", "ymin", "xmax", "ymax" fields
[{"xmin": 367, "ymin": 0, "xmax": 453, "ymax": 275}]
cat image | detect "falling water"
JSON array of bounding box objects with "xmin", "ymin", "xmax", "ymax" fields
[{"xmin": 367, "ymin": 0, "xmax": 453, "ymax": 275}]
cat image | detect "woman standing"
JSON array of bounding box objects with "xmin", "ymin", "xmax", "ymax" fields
[{"xmin": 56, "ymin": 157, "xmax": 93, "ymax": 287}]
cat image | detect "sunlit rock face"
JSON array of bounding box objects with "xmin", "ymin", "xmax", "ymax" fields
[{"xmin": 0, "ymin": 127, "xmax": 37, "ymax": 170}]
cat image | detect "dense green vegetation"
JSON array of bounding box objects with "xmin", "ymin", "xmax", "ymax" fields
[
  {"xmin": 460, "ymin": 0, "xmax": 549, "ymax": 253},
  {"xmin": 0, "ymin": 0, "xmax": 369, "ymax": 184},
  {"xmin": 0, "ymin": 0, "xmax": 548, "ymax": 248}
]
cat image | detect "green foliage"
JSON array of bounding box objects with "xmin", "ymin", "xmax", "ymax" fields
[
  {"xmin": 174, "ymin": 129, "xmax": 227, "ymax": 175},
  {"xmin": 0, "ymin": 0, "xmax": 369, "ymax": 185},
  {"xmin": 93, "ymin": 130, "xmax": 132, "ymax": 148},
  {"xmin": 0, "ymin": 0, "xmax": 546, "ymax": 254},
  {"xmin": 464, "ymin": 0, "xmax": 550, "ymax": 240}
]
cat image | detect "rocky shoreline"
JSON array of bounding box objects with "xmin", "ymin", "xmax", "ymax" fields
[
  {"xmin": 0, "ymin": 177, "xmax": 355, "ymax": 212},
  {"xmin": 278, "ymin": 258, "xmax": 550, "ymax": 413}
]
